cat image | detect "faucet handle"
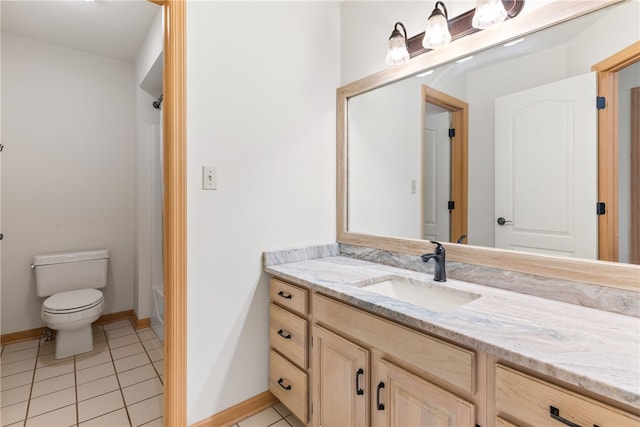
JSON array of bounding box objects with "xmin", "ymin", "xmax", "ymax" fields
[{"xmin": 429, "ymin": 240, "xmax": 445, "ymax": 255}]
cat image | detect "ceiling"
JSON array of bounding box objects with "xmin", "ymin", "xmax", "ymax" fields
[{"xmin": 1, "ymin": 0, "xmax": 160, "ymax": 62}]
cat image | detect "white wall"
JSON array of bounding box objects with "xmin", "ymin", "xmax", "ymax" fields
[
  {"xmin": 348, "ymin": 79, "xmax": 422, "ymax": 239},
  {"xmin": 186, "ymin": 2, "xmax": 339, "ymax": 423},
  {"xmin": 0, "ymin": 33, "xmax": 136, "ymax": 334},
  {"xmin": 134, "ymin": 8, "xmax": 163, "ymax": 322}
]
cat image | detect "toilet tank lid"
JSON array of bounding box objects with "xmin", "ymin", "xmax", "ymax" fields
[{"xmin": 33, "ymin": 249, "xmax": 109, "ymax": 266}]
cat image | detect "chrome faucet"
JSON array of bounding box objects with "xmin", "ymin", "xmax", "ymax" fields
[{"xmin": 421, "ymin": 241, "xmax": 446, "ymax": 282}]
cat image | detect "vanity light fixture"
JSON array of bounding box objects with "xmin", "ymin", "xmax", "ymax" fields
[
  {"xmin": 472, "ymin": 0, "xmax": 508, "ymax": 29},
  {"xmin": 389, "ymin": 0, "xmax": 525, "ymax": 63},
  {"xmin": 385, "ymin": 22, "xmax": 410, "ymax": 65},
  {"xmin": 422, "ymin": 1, "xmax": 451, "ymax": 49}
]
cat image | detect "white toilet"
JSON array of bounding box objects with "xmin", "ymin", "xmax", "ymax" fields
[{"xmin": 32, "ymin": 249, "xmax": 109, "ymax": 359}]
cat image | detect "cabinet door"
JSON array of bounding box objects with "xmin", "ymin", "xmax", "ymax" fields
[
  {"xmin": 313, "ymin": 326, "xmax": 369, "ymax": 427},
  {"xmin": 373, "ymin": 359, "xmax": 475, "ymax": 427}
]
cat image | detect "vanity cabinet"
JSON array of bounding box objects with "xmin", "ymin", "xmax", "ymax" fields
[
  {"xmin": 495, "ymin": 364, "xmax": 640, "ymax": 426},
  {"xmin": 375, "ymin": 359, "xmax": 475, "ymax": 426},
  {"xmin": 268, "ymin": 278, "xmax": 309, "ymax": 423},
  {"xmin": 312, "ymin": 293, "xmax": 477, "ymax": 427},
  {"xmin": 313, "ymin": 325, "xmax": 369, "ymax": 426}
]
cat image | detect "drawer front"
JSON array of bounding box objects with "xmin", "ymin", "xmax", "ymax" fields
[
  {"xmin": 314, "ymin": 294, "xmax": 475, "ymax": 394},
  {"xmin": 495, "ymin": 417, "xmax": 518, "ymax": 427},
  {"xmin": 270, "ymin": 303, "xmax": 308, "ymax": 369},
  {"xmin": 270, "ymin": 349, "xmax": 308, "ymax": 423},
  {"xmin": 496, "ymin": 364, "xmax": 640, "ymax": 426},
  {"xmin": 270, "ymin": 278, "xmax": 308, "ymax": 316}
]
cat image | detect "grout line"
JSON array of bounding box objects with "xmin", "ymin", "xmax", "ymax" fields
[
  {"xmin": 138, "ymin": 415, "xmax": 163, "ymax": 426},
  {"xmin": 78, "ymin": 406, "xmax": 127, "ymax": 426},
  {"xmin": 105, "ymin": 325, "xmax": 134, "ymax": 427},
  {"xmin": 21, "ymin": 337, "xmax": 42, "ymax": 424},
  {"xmin": 73, "ymin": 352, "xmax": 79, "ymax": 427}
]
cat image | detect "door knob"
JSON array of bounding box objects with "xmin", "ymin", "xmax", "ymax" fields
[{"xmin": 497, "ymin": 217, "xmax": 512, "ymax": 226}]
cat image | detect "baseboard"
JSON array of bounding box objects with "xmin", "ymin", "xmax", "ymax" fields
[
  {"xmin": 92, "ymin": 310, "xmax": 135, "ymax": 327},
  {"xmin": 1, "ymin": 310, "xmax": 135, "ymax": 345},
  {"xmin": 0, "ymin": 326, "xmax": 46, "ymax": 345},
  {"xmin": 132, "ymin": 311, "xmax": 151, "ymax": 329},
  {"xmin": 191, "ymin": 391, "xmax": 278, "ymax": 427}
]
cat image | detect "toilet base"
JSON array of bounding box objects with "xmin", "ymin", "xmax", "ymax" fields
[{"xmin": 54, "ymin": 325, "xmax": 94, "ymax": 359}]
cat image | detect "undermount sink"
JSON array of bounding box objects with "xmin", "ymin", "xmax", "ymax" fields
[{"xmin": 360, "ymin": 277, "xmax": 480, "ymax": 312}]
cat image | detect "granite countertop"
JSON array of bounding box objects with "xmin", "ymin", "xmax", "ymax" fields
[{"xmin": 264, "ymin": 253, "xmax": 640, "ymax": 410}]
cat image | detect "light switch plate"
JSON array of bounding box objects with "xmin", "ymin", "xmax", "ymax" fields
[{"xmin": 203, "ymin": 166, "xmax": 217, "ymax": 190}]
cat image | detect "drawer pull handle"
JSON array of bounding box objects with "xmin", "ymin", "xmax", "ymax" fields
[
  {"xmin": 376, "ymin": 381, "xmax": 385, "ymax": 410},
  {"xmin": 277, "ymin": 291, "xmax": 292, "ymax": 299},
  {"xmin": 550, "ymin": 406, "xmax": 582, "ymax": 427},
  {"xmin": 277, "ymin": 329, "xmax": 292, "ymax": 339},
  {"xmin": 355, "ymin": 368, "xmax": 364, "ymax": 395},
  {"xmin": 277, "ymin": 378, "xmax": 292, "ymax": 390}
]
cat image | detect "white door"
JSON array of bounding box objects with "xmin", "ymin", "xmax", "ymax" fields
[
  {"xmin": 494, "ymin": 72, "xmax": 597, "ymax": 259},
  {"xmin": 423, "ymin": 105, "xmax": 450, "ymax": 242}
]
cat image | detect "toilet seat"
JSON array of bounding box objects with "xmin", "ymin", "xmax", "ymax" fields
[{"xmin": 43, "ymin": 289, "xmax": 104, "ymax": 314}]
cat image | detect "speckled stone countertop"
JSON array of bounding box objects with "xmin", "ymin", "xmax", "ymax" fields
[{"xmin": 264, "ymin": 246, "xmax": 640, "ymax": 410}]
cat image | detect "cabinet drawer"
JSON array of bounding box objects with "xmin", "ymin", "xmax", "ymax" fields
[
  {"xmin": 270, "ymin": 303, "xmax": 307, "ymax": 369},
  {"xmin": 496, "ymin": 364, "xmax": 639, "ymax": 426},
  {"xmin": 270, "ymin": 278, "xmax": 308, "ymax": 316},
  {"xmin": 269, "ymin": 349, "xmax": 308, "ymax": 423},
  {"xmin": 314, "ymin": 294, "xmax": 475, "ymax": 394},
  {"xmin": 495, "ymin": 417, "xmax": 517, "ymax": 427}
]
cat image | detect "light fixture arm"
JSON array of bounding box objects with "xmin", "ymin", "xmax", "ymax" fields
[
  {"xmin": 390, "ymin": 22, "xmax": 408, "ymax": 44},
  {"xmin": 431, "ymin": 1, "xmax": 449, "ymax": 21}
]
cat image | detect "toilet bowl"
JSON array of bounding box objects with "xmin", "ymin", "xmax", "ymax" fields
[
  {"xmin": 42, "ymin": 289, "xmax": 105, "ymax": 358},
  {"xmin": 33, "ymin": 249, "xmax": 109, "ymax": 359}
]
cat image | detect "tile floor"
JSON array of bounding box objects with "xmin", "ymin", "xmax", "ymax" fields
[
  {"xmin": 234, "ymin": 402, "xmax": 304, "ymax": 427},
  {"xmin": 1, "ymin": 319, "xmax": 164, "ymax": 427}
]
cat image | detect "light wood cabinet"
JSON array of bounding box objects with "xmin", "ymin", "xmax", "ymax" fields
[
  {"xmin": 312, "ymin": 294, "xmax": 476, "ymax": 427},
  {"xmin": 495, "ymin": 364, "xmax": 640, "ymax": 426},
  {"xmin": 268, "ymin": 276, "xmax": 638, "ymax": 427},
  {"xmin": 312, "ymin": 325, "xmax": 369, "ymax": 427},
  {"xmin": 268, "ymin": 278, "xmax": 309, "ymax": 423},
  {"xmin": 374, "ymin": 359, "xmax": 475, "ymax": 427}
]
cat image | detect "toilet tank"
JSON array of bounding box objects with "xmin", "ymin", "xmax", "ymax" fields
[{"xmin": 33, "ymin": 249, "xmax": 109, "ymax": 297}]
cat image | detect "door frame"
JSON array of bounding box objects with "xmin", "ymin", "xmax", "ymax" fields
[
  {"xmin": 147, "ymin": 0, "xmax": 187, "ymax": 424},
  {"xmin": 421, "ymin": 85, "xmax": 468, "ymax": 244},
  {"xmin": 593, "ymin": 41, "xmax": 640, "ymax": 262}
]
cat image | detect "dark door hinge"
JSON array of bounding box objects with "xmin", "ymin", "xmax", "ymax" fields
[
  {"xmin": 448, "ymin": 128, "xmax": 455, "ymax": 138},
  {"xmin": 0, "ymin": 144, "xmax": 4, "ymax": 152},
  {"xmin": 596, "ymin": 96, "xmax": 606, "ymax": 109},
  {"xmin": 0, "ymin": 233, "xmax": 4, "ymax": 241},
  {"xmin": 596, "ymin": 202, "xmax": 606, "ymax": 215},
  {"xmin": 448, "ymin": 201, "xmax": 455, "ymax": 211}
]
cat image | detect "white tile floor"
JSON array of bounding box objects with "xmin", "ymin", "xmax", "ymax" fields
[
  {"xmin": 234, "ymin": 402, "xmax": 304, "ymax": 427},
  {"xmin": 1, "ymin": 319, "xmax": 164, "ymax": 427}
]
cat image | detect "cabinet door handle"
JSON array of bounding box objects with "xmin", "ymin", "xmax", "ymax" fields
[
  {"xmin": 277, "ymin": 329, "xmax": 292, "ymax": 339},
  {"xmin": 277, "ymin": 291, "xmax": 292, "ymax": 299},
  {"xmin": 277, "ymin": 378, "xmax": 292, "ymax": 390},
  {"xmin": 376, "ymin": 381, "xmax": 385, "ymax": 410},
  {"xmin": 355, "ymin": 368, "xmax": 364, "ymax": 395},
  {"xmin": 550, "ymin": 406, "xmax": 582, "ymax": 427}
]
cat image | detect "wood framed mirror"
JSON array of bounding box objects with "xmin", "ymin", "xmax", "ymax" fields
[{"xmin": 337, "ymin": 0, "xmax": 640, "ymax": 291}]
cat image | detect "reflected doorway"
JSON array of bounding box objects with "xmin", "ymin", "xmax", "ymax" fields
[{"xmin": 420, "ymin": 85, "xmax": 468, "ymax": 244}]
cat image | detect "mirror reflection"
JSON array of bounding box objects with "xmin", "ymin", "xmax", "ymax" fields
[{"xmin": 346, "ymin": 2, "xmax": 639, "ymax": 263}]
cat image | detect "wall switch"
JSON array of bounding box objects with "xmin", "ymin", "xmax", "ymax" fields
[{"xmin": 203, "ymin": 166, "xmax": 217, "ymax": 190}]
